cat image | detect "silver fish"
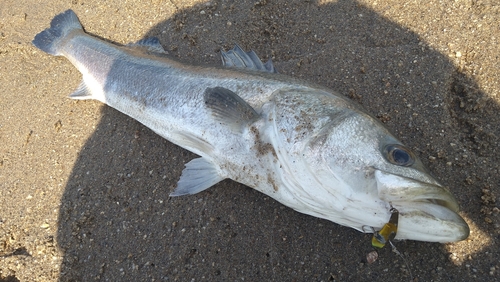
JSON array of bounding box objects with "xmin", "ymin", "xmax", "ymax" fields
[{"xmin": 33, "ymin": 10, "xmax": 469, "ymax": 243}]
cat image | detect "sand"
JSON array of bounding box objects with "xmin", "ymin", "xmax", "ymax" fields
[{"xmin": 1, "ymin": 0, "xmax": 499, "ymax": 281}]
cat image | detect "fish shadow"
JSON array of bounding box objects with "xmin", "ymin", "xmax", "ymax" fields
[{"xmin": 57, "ymin": 0, "xmax": 499, "ymax": 281}]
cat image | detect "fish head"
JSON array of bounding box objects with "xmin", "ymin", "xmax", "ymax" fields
[
  {"xmin": 308, "ymin": 107, "xmax": 469, "ymax": 243},
  {"xmin": 370, "ymin": 138, "xmax": 470, "ymax": 243}
]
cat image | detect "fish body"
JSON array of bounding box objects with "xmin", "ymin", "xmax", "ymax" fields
[{"xmin": 33, "ymin": 10, "xmax": 469, "ymax": 242}]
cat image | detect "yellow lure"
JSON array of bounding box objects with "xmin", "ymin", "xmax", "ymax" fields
[{"xmin": 372, "ymin": 207, "xmax": 399, "ymax": 248}]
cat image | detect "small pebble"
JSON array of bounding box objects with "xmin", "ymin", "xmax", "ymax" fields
[{"xmin": 366, "ymin": 251, "xmax": 378, "ymax": 264}]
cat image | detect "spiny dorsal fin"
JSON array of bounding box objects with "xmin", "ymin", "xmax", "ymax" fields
[
  {"xmin": 127, "ymin": 37, "xmax": 167, "ymax": 54},
  {"xmin": 170, "ymin": 157, "xmax": 224, "ymax": 196},
  {"xmin": 221, "ymin": 44, "xmax": 277, "ymax": 73},
  {"xmin": 204, "ymin": 87, "xmax": 260, "ymax": 133}
]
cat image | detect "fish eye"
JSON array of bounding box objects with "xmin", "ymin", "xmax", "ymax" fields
[{"xmin": 383, "ymin": 144, "xmax": 415, "ymax": 166}]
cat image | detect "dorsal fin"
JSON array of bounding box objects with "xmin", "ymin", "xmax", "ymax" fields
[
  {"xmin": 221, "ymin": 44, "xmax": 277, "ymax": 73},
  {"xmin": 204, "ymin": 87, "xmax": 260, "ymax": 133},
  {"xmin": 127, "ymin": 37, "xmax": 167, "ymax": 54}
]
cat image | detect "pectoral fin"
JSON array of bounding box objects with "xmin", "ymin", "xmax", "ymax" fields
[
  {"xmin": 204, "ymin": 87, "xmax": 260, "ymax": 133},
  {"xmin": 170, "ymin": 157, "xmax": 224, "ymax": 196}
]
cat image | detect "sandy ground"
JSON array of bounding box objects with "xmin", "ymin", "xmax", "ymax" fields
[{"xmin": 1, "ymin": 0, "xmax": 499, "ymax": 281}]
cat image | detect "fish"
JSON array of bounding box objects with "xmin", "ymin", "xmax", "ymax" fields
[{"xmin": 33, "ymin": 10, "xmax": 469, "ymax": 243}]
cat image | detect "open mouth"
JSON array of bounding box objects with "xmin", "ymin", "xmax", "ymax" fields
[
  {"xmin": 425, "ymin": 198, "xmax": 459, "ymax": 213},
  {"xmin": 375, "ymin": 170, "xmax": 470, "ymax": 242},
  {"xmin": 375, "ymin": 170, "xmax": 460, "ymax": 211}
]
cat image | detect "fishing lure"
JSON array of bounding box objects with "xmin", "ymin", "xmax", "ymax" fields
[{"xmin": 372, "ymin": 207, "xmax": 399, "ymax": 248}]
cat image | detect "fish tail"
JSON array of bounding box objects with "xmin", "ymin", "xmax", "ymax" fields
[{"xmin": 32, "ymin": 10, "xmax": 82, "ymax": 56}]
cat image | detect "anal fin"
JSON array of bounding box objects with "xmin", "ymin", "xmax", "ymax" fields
[
  {"xmin": 69, "ymin": 82, "xmax": 92, "ymax": 99},
  {"xmin": 170, "ymin": 157, "xmax": 224, "ymax": 196}
]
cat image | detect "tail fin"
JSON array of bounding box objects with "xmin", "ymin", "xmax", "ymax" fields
[{"xmin": 32, "ymin": 10, "xmax": 82, "ymax": 55}]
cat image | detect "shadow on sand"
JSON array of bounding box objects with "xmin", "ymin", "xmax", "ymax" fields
[{"xmin": 57, "ymin": 0, "xmax": 499, "ymax": 280}]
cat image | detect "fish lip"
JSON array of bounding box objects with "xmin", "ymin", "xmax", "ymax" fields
[
  {"xmin": 392, "ymin": 201, "xmax": 470, "ymax": 242},
  {"xmin": 374, "ymin": 169, "xmax": 460, "ymax": 213}
]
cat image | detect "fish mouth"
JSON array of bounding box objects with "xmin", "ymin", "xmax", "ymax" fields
[{"xmin": 375, "ymin": 170, "xmax": 470, "ymax": 242}]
